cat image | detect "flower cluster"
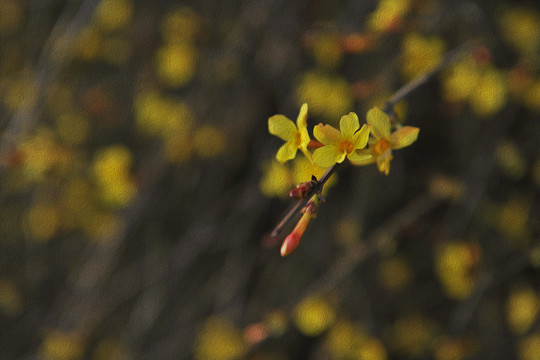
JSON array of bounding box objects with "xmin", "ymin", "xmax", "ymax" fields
[
  {"xmin": 267, "ymin": 103, "xmax": 419, "ymax": 256},
  {"xmin": 268, "ymin": 103, "xmax": 419, "ymax": 175}
]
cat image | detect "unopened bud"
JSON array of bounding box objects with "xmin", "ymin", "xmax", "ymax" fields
[
  {"xmin": 280, "ymin": 211, "xmax": 312, "ymax": 257},
  {"xmin": 289, "ymin": 181, "xmax": 313, "ymax": 199},
  {"xmin": 280, "ymin": 232, "xmax": 302, "ymax": 257}
]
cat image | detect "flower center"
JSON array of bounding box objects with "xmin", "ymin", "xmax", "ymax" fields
[
  {"xmin": 373, "ymin": 138, "xmax": 391, "ymax": 155},
  {"xmin": 338, "ymin": 140, "xmax": 355, "ymax": 154}
]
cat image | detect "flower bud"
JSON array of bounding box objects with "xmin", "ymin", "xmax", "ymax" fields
[
  {"xmin": 289, "ymin": 180, "xmax": 313, "ymax": 199},
  {"xmin": 280, "ymin": 211, "xmax": 312, "ymax": 257}
]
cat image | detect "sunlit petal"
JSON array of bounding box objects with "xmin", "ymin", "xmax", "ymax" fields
[
  {"xmin": 276, "ymin": 141, "xmax": 297, "ymax": 163},
  {"xmin": 339, "ymin": 112, "xmax": 360, "ymax": 140},
  {"xmin": 313, "ymin": 145, "xmax": 343, "ymax": 168},
  {"xmin": 352, "ymin": 124, "xmax": 370, "ymax": 149},
  {"xmin": 366, "ymin": 107, "xmax": 391, "ymax": 140},
  {"xmin": 299, "ymin": 127, "xmax": 311, "ymax": 151},
  {"xmin": 347, "ymin": 151, "xmax": 373, "ymax": 165},
  {"xmin": 313, "ymin": 123, "xmax": 341, "ymax": 145},
  {"xmin": 296, "ymin": 103, "xmax": 309, "ymax": 129},
  {"xmin": 269, "ymin": 115, "xmax": 297, "ymax": 141},
  {"xmin": 390, "ymin": 126, "xmax": 420, "ymax": 149}
]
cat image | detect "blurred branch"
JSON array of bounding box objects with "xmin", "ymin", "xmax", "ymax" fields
[
  {"xmin": 271, "ymin": 163, "xmax": 340, "ymax": 237},
  {"xmin": 0, "ymin": 0, "xmax": 100, "ymax": 176},
  {"xmin": 300, "ymin": 193, "xmax": 440, "ymax": 299},
  {"xmin": 384, "ymin": 39, "xmax": 479, "ymax": 115},
  {"xmin": 451, "ymin": 253, "xmax": 530, "ymax": 335}
]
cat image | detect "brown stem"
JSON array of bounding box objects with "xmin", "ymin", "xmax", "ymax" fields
[{"xmin": 271, "ymin": 162, "xmax": 341, "ymax": 237}]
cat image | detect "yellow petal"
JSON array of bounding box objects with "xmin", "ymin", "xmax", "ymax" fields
[
  {"xmin": 296, "ymin": 103, "xmax": 308, "ymax": 130},
  {"xmin": 276, "ymin": 141, "xmax": 297, "ymax": 163},
  {"xmin": 314, "ymin": 123, "xmax": 341, "ymax": 145},
  {"xmin": 352, "ymin": 124, "xmax": 370, "ymax": 149},
  {"xmin": 299, "ymin": 127, "xmax": 311, "ymax": 151},
  {"xmin": 390, "ymin": 126, "xmax": 419, "ymax": 149},
  {"xmin": 348, "ymin": 148, "xmax": 375, "ymax": 166},
  {"xmin": 347, "ymin": 151, "xmax": 372, "ymax": 164},
  {"xmin": 269, "ymin": 115, "xmax": 297, "ymax": 141},
  {"xmin": 376, "ymin": 152, "xmax": 393, "ymax": 175},
  {"xmin": 366, "ymin": 107, "xmax": 391, "ymax": 140},
  {"xmin": 339, "ymin": 112, "xmax": 360, "ymax": 140},
  {"xmin": 313, "ymin": 145, "xmax": 344, "ymax": 167}
]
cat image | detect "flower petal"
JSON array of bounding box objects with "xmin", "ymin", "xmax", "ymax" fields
[
  {"xmin": 313, "ymin": 145, "xmax": 344, "ymax": 168},
  {"xmin": 376, "ymin": 152, "xmax": 393, "ymax": 175},
  {"xmin": 390, "ymin": 126, "xmax": 419, "ymax": 149},
  {"xmin": 347, "ymin": 150, "xmax": 373, "ymax": 165},
  {"xmin": 366, "ymin": 107, "xmax": 391, "ymax": 140},
  {"xmin": 313, "ymin": 123, "xmax": 341, "ymax": 145},
  {"xmin": 276, "ymin": 141, "xmax": 297, "ymax": 163},
  {"xmin": 296, "ymin": 103, "xmax": 308, "ymax": 130},
  {"xmin": 352, "ymin": 124, "xmax": 370, "ymax": 149},
  {"xmin": 269, "ymin": 115, "xmax": 297, "ymax": 141},
  {"xmin": 340, "ymin": 112, "xmax": 360, "ymax": 140},
  {"xmin": 299, "ymin": 126, "xmax": 311, "ymax": 151}
]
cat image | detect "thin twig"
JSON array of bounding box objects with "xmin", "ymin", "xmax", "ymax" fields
[
  {"xmin": 271, "ymin": 162, "xmax": 341, "ymax": 237},
  {"xmin": 384, "ymin": 39, "xmax": 479, "ymax": 114}
]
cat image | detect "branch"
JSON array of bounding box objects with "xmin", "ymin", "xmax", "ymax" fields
[
  {"xmin": 271, "ymin": 162, "xmax": 341, "ymax": 237},
  {"xmin": 271, "ymin": 40, "xmax": 477, "ymax": 239}
]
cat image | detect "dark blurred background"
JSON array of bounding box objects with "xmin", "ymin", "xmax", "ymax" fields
[{"xmin": 0, "ymin": 0, "xmax": 539, "ymax": 359}]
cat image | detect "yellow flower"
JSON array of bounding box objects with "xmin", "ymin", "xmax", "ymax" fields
[
  {"xmin": 312, "ymin": 112, "xmax": 371, "ymax": 168},
  {"xmin": 352, "ymin": 107, "xmax": 419, "ymax": 175},
  {"xmin": 268, "ymin": 103, "xmax": 311, "ymax": 163}
]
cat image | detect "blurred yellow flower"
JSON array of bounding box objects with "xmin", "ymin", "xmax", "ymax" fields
[
  {"xmin": 259, "ymin": 160, "xmax": 292, "ymax": 198},
  {"xmin": 268, "ymin": 103, "xmax": 311, "ymax": 163},
  {"xmin": 75, "ymin": 26, "xmax": 101, "ymax": 61},
  {"xmin": 296, "ymin": 71, "xmax": 353, "ymax": 121},
  {"xmin": 367, "ymin": 0, "xmax": 411, "ymax": 33},
  {"xmin": 155, "ymin": 43, "xmax": 197, "ymax": 88},
  {"xmin": 312, "ymin": 112, "xmax": 371, "ymax": 168},
  {"xmin": 469, "ymin": 67, "xmax": 508, "ymax": 117},
  {"xmin": 325, "ymin": 319, "xmax": 368, "ymax": 358},
  {"xmin": 435, "ymin": 242, "xmax": 480, "ymax": 299},
  {"xmin": 40, "ymin": 330, "xmax": 84, "ymax": 360},
  {"xmin": 518, "ymin": 333, "xmax": 540, "ymax": 360},
  {"xmin": 501, "ymin": 8, "xmax": 540, "ymax": 57},
  {"xmin": 194, "ymin": 316, "xmax": 247, "ymax": 360},
  {"xmin": 351, "ymin": 107, "xmax": 419, "ymax": 175},
  {"xmin": 95, "ymin": 0, "xmax": 133, "ymax": 32},
  {"xmin": 92, "ymin": 145, "xmax": 136, "ymax": 208},
  {"xmin": 442, "ymin": 58, "xmax": 481, "ymax": 103},
  {"xmin": 506, "ymin": 284, "xmax": 539, "ymax": 335},
  {"xmin": 401, "ymin": 33, "xmax": 445, "ymax": 80},
  {"xmin": 134, "ymin": 90, "xmax": 193, "ymax": 137},
  {"xmin": 294, "ymin": 295, "xmax": 336, "ymax": 336}
]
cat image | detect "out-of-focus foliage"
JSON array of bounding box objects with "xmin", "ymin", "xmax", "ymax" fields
[{"xmin": 0, "ymin": 0, "xmax": 538, "ymax": 359}]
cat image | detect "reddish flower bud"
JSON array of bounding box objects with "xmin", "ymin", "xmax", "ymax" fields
[
  {"xmin": 280, "ymin": 211, "xmax": 312, "ymax": 257},
  {"xmin": 280, "ymin": 232, "xmax": 302, "ymax": 257},
  {"xmin": 289, "ymin": 180, "xmax": 313, "ymax": 199}
]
